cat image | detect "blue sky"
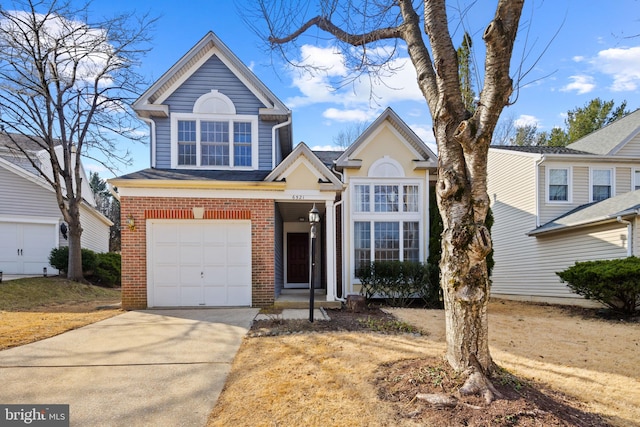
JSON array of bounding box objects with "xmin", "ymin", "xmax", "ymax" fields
[{"xmin": 83, "ymin": 0, "xmax": 639, "ymax": 176}]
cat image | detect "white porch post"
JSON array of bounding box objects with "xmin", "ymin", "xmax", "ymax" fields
[{"xmin": 325, "ymin": 199, "xmax": 336, "ymax": 302}]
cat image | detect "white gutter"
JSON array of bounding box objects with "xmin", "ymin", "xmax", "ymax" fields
[
  {"xmin": 271, "ymin": 117, "xmax": 292, "ymax": 168},
  {"xmin": 140, "ymin": 117, "xmax": 156, "ymax": 168},
  {"xmin": 617, "ymin": 216, "xmax": 633, "ymax": 257}
]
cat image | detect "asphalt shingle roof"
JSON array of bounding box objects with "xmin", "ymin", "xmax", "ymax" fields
[
  {"xmin": 116, "ymin": 168, "xmax": 271, "ymax": 182},
  {"xmin": 530, "ymin": 190, "xmax": 640, "ymax": 235}
]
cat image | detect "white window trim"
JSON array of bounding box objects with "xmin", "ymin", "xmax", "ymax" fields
[
  {"xmin": 546, "ymin": 166, "xmax": 572, "ymax": 204},
  {"xmin": 350, "ymin": 178, "xmax": 423, "ymax": 281},
  {"xmin": 589, "ymin": 166, "xmax": 615, "ymax": 202},
  {"xmin": 170, "ymin": 112, "xmax": 259, "ymax": 169}
]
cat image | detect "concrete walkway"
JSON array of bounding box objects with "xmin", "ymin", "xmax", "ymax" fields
[{"xmin": 0, "ymin": 308, "xmax": 258, "ymax": 427}]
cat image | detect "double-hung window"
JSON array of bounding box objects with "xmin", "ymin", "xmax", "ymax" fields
[
  {"xmin": 548, "ymin": 168, "xmax": 569, "ymax": 202},
  {"xmin": 352, "ymin": 182, "xmax": 422, "ymax": 276},
  {"xmin": 173, "ymin": 115, "xmax": 257, "ymax": 168},
  {"xmin": 634, "ymin": 169, "xmax": 640, "ymax": 191},
  {"xmin": 591, "ymin": 168, "xmax": 613, "ymax": 202}
]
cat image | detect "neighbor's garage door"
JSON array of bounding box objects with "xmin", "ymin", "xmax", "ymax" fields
[
  {"xmin": 0, "ymin": 222, "xmax": 57, "ymax": 274},
  {"xmin": 147, "ymin": 220, "xmax": 252, "ymax": 307}
]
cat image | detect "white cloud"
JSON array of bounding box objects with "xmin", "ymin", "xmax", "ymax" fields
[
  {"xmin": 572, "ymin": 55, "xmax": 585, "ymax": 62},
  {"xmin": 409, "ymin": 123, "xmax": 435, "ymax": 145},
  {"xmin": 593, "ymin": 46, "xmax": 640, "ymax": 91},
  {"xmin": 322, "ymin": 108, "xmax": 378, "ymax": 123},
  {"xmin": 285, "ymin": 45, "xmax": 423, "ymax": 109},
  {"xmin": 560, "ymin": 75, "xmax": 595, "ymax": 94},
  {"xmin": 514, "ymin": 114, "xmax": 540, "ymax": 127},
  {"xmin": 84, "ymin": 163, "xmax": 109, "ymax": 174},
  {"xmin": 310, "ymin": 144, "xmax": 340, "ymax": 151}
]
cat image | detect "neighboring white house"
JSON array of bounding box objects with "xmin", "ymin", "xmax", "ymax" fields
[
  {"xmin": 0, "ymin": 133, "xmax": 113, "ymax": 275},
  {"xmin": 487, "ymin": 109, "xmax": 640, "ymax": 305}
]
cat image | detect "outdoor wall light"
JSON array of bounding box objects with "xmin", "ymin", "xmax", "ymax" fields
[
  {"xmin": 0, "ymin": 271, "xmax": 3, "ymax": 283},
  {"xmin": 126, "ymin": 215, "xmax": 135, "ymax": 231},
  {"xmin": 43, "ymin": 267, "xmax": 47, "ymax": 277},
  {"xmin": 308, "ymin": 204, "xmax": 320, "ymax": 322},
  {"xmin": 60, "ymin": 222, "xmax": 68, "ymax": 240}
]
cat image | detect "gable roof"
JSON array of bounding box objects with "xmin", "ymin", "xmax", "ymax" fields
[
  {"xmin": 335, "ymin": 107, "xmax": 437, "ymax": 169},
  {"xmin": 133, "ymin": 31, "xmax": 290, "ymax": 120},
  {"xmin": 265, "ymin": 142, "xmax": 343, "ymax": 190},
  {"xmin": 566, "ymin": 108, "xmax": 640, "ymax": 155},
  {"xmin": 529, "ymin": 190, "xmax": 640, "ymax": 236}
]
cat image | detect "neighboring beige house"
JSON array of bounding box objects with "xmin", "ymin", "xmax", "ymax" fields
[
  {"xmin": 0, "ymin": 134, "xmax": 113, "ymax": 275},
  {"xmin": 487, "ymin": 109, "xmax": 640, "ymax": 304}
]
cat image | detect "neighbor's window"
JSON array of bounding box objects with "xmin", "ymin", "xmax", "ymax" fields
[
  {"xmin": 592, "ymin": 169, "xmax": 612, "ymax": 202},
  {"xmin": 634, "ymin": 169, "xmax": 640, "ymax": 191},
  {"xmin": 548, "ymin": 168, "xmax": 569, "ymax": 202},
  {"xmin": 201, "ymin": 121, "xmax": 229, "ymax": 166},
  {"xmin": 374, "ymin": 185, "xmax": 399, "ymax": 212},
  {"xmin": 354, "ymin": 185, "xmax": 370, "ymax": 213},
  {"xmin": 177, "ymin": 120, "xmax": 197, "ymax": 165}
]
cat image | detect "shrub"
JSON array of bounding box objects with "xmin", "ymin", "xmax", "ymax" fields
[
  {"xmin": 91, "ymin": 252, "xmax": 121, "ymax": 287},
  {"xmin": 356, "ymin": 261, "xmax": 438, "ymax": 307},
  {"xmin": 48, "ymin": 247, "xmax": 97, "ymax": 274},
  {"xmin": 557, "ymin": 257, "xmax": 640, "ymax": 316}
]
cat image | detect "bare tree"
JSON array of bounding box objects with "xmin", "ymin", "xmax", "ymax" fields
[
  {"xmin": 0, "ymin": 0, "xmax": 154, "ymax": 280},
  {"xmin": 332, "ymin": 121, "xmax": 369, "ymax": 149},
  {"xmin": 259, "ymin": 0, "xmax": 524, "ymax": 400}
]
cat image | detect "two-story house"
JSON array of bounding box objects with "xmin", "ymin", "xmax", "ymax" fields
[
  {"xmin": 111, "ymin": 32, "xmax": 437, "ymax": 310},
  {"xmin": 487, "ymin": 109, "xmax": 640, "ymax": 304},
  {"xmin": 0, "ymin": 133, "xmax": 112, "ymax": 275}
]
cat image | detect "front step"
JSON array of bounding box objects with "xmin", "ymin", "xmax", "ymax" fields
[{"xmin": 274, "ymin": 289, "xmax": 343, "ymax": 309}]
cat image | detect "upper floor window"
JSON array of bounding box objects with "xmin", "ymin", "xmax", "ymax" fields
[
  {"xmin": 634, "ymin": 169, "xmax": 640, "ymax": 191},
  {"xmin": 547, "ymin": 167, "xmax": 570, "ymax": 202},
  {"xmin": 171, "ymin": 90, "xmax": 258, "ymax": 169},
  {"xmin": 354, "ymin": 184, "xmax": 420, "ymax": 213},
  {"xmin": 591, "ymin": 168, "xmax": 613, "ymax": 202}
]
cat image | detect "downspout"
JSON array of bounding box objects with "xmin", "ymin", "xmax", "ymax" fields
[
  {"xmin": 140, "ymin": 117, "xmax": 156, "ymax": 168},
  {"xmin": 534, "ymin": 154, "xmax": 545, "ymax": 228},
  {"xmin": 332, "ymin": 164, "xmax": 347, "ymax": 301},
  {"xmin": 271, "ymin": 117, "xmax": 292, "ymax": 168},
  {"xmin": 616, "ymin": 216, "xmax": 633, "ymax": 257},
  {"xmin": 333, "ymin": 198, "xmax": 346, "ymax": 302}
]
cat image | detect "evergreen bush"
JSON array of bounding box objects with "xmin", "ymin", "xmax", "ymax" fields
[{"xmin": 557, "ymin": 257, "xmax": 640, "ymax": 316}]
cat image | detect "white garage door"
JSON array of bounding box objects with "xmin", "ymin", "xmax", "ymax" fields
[
  {"xmin": 147, "ymin": 220, "xmax": 252, "ymax": 307},
  {"xmin": 0, "ymin": 222, "xmax": 57, "ymax": 274}
]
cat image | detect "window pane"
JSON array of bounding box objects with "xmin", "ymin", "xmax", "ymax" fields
[
  {"xmin": 374, "ymin": 185, "xmax": 399, "ymax": 212},
  {"xmin": 201, "ymin": 143, "xmax": 229, "ymax": 166},
  {"xmin": 201, "ymin": 121, "xmax": 229, "ymax": 166},
  {"xmin": 635, "ymin": 170, "xmax": 640, "ymax": 191},
  {"xmin": 178, "ymin": 120, "xmax": 196, "ymax": 142},
  {"xmin": 403, "ymin": 222, "xmax": 420, "ymax": 261},
  {"xmin": 549, "ymin": 169, "xmax": 568, "ymax": 201},
  {"xmin": 354, "ymin": 185, "xmax": 370, "ymax": 212},
  {"xmin": 354, "ymin": 222, "xmax": 371, "ymax": 274},
  {"xmin": 233, "ymin": 122, "xmax": 252, "ymax": 166},
  {"xmin": 403, "ymin": 185, "xmax": 419, "ymax": 212},
  {"xmin": 374, "ymin": 222, "xmax": 399, "ymax": 261},
  {"xmin": 178, "ymin": 143, "xmax": 196, "ymax": 165},
  {"xmin": 201, "ymin": 121, "xmax": 228, "ymax": 142},
  {"xmin": 592, "ymin": 170, "xmax": 611, "ymax": 202}
]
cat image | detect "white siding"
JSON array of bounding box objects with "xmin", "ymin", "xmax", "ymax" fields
[
  {"xmin": 616, "ymin": 167, "xmax": 632, "ymax": 195},
  {"xmin": 615, "ymin": 133, "xmax": 640, "ymax": 157},
  {"xmin": 0, "ymin": 165, "xmax": 60, "ymax": 218},
  {"xmin": 490, "ymin": 150, "xmax": 633, "ymax": 299},
  {"xmin": 80, "ymin": 205, "xmax": 111, "ymax": 253}
]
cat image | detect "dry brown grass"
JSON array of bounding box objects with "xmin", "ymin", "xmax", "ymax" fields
[
  {"xmin": 0, "ymin": 276, "xmax": 122, "ymax": 350},
  {"xmin": 209, "ymin": 300, "xmax": 639, "ymax": 427}
]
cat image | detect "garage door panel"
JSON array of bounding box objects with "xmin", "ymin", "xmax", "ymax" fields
[
  {"xmin": 0, "ymin": 222, "xmax": 57, "ymax": 274},
  {"xmin": 149, "ymin": 220, "xmax": 252, "ymax": 307},
  {"xmin": 154, "ymin": 286, "xmax": 180, "ymax": 306}
]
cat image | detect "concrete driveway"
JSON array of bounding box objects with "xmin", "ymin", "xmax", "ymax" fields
[{"xmin": 0, "ymin": 308, "xmax": 258, "ymax": 426}]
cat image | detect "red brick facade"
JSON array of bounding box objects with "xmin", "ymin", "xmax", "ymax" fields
[{"xmin": 120, "ymin": 196, "xmax": 275, "ymax": 309}]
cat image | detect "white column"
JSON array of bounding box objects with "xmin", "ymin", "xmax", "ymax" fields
[{"xmin": 325, "ymin": 199, "xmax": 336, "ymax": 301}]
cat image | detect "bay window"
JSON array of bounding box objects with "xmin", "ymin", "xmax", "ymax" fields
[{"xmin": 352, "ymin": 182, "xmax": 422, "ymax": 275}]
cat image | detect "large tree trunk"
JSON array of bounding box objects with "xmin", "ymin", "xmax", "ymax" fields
[{"xmin": 66, "ymin": 200, "xmax": 84, "ymax": 281}]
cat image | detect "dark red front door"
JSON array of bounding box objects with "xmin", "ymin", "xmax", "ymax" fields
[{"xmin": 287, "ymin": 233, "xmax": 309, "ymax": 283}]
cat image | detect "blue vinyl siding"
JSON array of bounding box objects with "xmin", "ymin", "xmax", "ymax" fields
[{"xmin": 154, "ymin": 54, "xmax": 275, "ymax": 170}]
